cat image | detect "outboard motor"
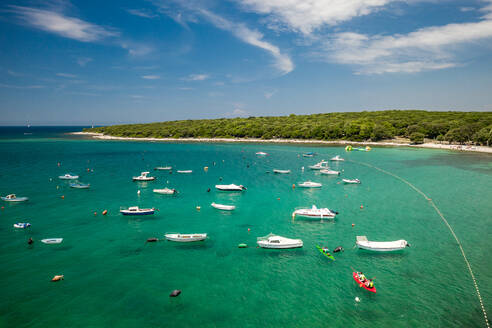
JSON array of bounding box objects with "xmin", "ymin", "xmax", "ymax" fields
[{"xmin": 333, "ymin": 246, "xmax": 344, "ymax": 253}]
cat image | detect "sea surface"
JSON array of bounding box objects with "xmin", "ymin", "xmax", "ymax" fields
[{"xmin": 0, "ymin": 126, "xmax": 491, "ymax": 328}]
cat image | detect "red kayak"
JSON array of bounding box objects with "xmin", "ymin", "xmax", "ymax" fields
[{"xmin": 353, "ymin": 272, "xmax": 376, "ymax": 293}]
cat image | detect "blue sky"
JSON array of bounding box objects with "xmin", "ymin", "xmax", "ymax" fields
[{"xmin": 1, "ymin": 0, "xmax": 492, "ymax": 125}]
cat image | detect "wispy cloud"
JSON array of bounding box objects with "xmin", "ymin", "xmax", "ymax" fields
[
  {"xmin": 56, "ymin": 72, "xmax": 77, "ymax": 78},
  {"xmin": 126, "ymin": 8, "xmax": 157, "ymax": 19},
  {"xmin": 264, "ymin": 89, "xmax": 276, "ymax": 99},
  {"xmin": 324, "ymin": 17, "xmax": 492, "ymax": 74},
  {"xmin": 141, "ymin": 75, "xmax": 160, "ymax": 80},
  {"xmin": 182, "ymin": 73, "xmax": 209, "ymax": 81},
  {"xmin": 0, "ymin": 83, "xmax": 44, "ymax": 89},
  {"xmin": 76, "ymin": 57, "xmax": 92, "ymax": 66},
  {"xmin": 120, "ymin": 42, "xmax": 153, "ymax": 56},
  {"xmin": 7, "ymin": 70, "xmax": 24, "ymax": 77},
  {"xmin": 237, "ymin": 0, "xmax": 395, "ymax": 35},
  {"xmin": 226, "ymin": 107, "xmax": 249, "ymax": 117},
  {"xmin": 8, "ymin": 5, "xmax": 118, "ymax": 42}
]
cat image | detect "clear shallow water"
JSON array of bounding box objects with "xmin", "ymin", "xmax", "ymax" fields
[{"xmin": 0, "ymin": 127, "xmax": 491, "ymax": 328}]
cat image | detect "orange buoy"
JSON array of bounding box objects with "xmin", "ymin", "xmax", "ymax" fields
[
  {"xmin": 277, "ymin": 198, "xmax": 280, "ymax": 200},
  {"xmin": 292, "ymin": 184, "xmax": 295, "ymax": 189},
  {"xmin": 248, "ymin": 228, "xmax": 251, "ymax": 232},
  {"xmin": 51, "ymin": 275, "xmax": 64, "ymax": 282},
  {"xmin": 360, "ymin": 205, "xmax": 364, "ymax": 209},
  {"xmin": 61, "ymin": 195, "xmax": 65, "ymax": 199},
  {"xmin": 87, "ymin": 168, "xmax": 90, "ymax": 172},
  {"xmin": 1, "ymin": 206, "xmax": 4, "ymax": 210},
  {"xmin": 196, "ymin": 206, "xmax": 201, "ymax": 211},
  {"xmin": 94, "ymin": 211, "xmax": 97, "ymax": 216},
  {"xmin": 352, "ymin": 223, "xmax": 355, "ymax": 227},
  {"xmin": 57, "ymin": 162, "xmax": 61, "ymax": 167},
  {"xmin": 102, "ymin": 210, "xmax": 108, "ymax": 215}
]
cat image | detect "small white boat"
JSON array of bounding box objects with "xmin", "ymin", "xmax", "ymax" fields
[
  {"xmin": 59, "ymin": 173, "xmax": 79, "ymax": 180},
  {"xmin": 343, "ymin": 178, "xmax": 360, "ymax": 184},
  {"xmin": 133, "ymin": 172, "xmax": 155, "ymax": 181},
  {"xmin": 256, "ymin": 152, "xmax": 268, "ymax": 156},
  {"xmin": 211, "ymin": 202, "xmax": 236, "ymax": 211},
  {"xmin": 320, "ymin": 169, "xmax": 340, "ymax": 175},
  {"xmin": 120, "ymin": 206, "xmax": 156, "ymax": 215},
  {"xmin": 13, "ymin": 222, "xmax": 31, "ymax": 229},
  {"xmin": 177, "ymin": 170, "xmax": 192, "ymax": 174},
  {"xmin": 330, "ymin": 155, "xmax": 344, "ymax": 161},
  {"xmin": 257, "ymin": 233, "xmax": 303, "ymax": 249},
  {"xmin": 165, "ymin": 233, "xmax": 207, "ymax": 242},
  {"xmin": 298, "ymin": 181, "xmax": 322, "ymax": 188},
  {"xmin": 41, "ymin": 238, "xmax": 63, "ymax": 244},
  {"xmin": 302, "ymin": 152, "xmax": 315, "ymax": 157},
  {"xmin": 70, "ymin": 183, "xmax": 90, "ymax": 189},
  {"xmin": 292, "ymin": 205, "xmax": 337, "ymax": 219},
  {"xmin": 215, "ymin": 184, "xmax": 247, "ymax": 191},
  {"xmin": 356, "ymin": 236, "xmax": 410, "ymax": 252},
  {"xmin": 1, "ymin": 194, "xmax": 29, "ymax": 202},
  {"xmin": 309, "ymin": 161, "xmax": 330, "ymax": 170},
  {"xmin": 273, "ymin": 169, "xmax": 291, "ymax": 174},
  {"xmin": 153, "ymin": 188, "xmax": 177, "ymax": 195},
  {"xmin": 154, "ymin": 166, "xmax": 172, "ymax": 170}
]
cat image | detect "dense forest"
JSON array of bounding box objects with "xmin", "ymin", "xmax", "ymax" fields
[{"xmin": 85, "ymin": 110, "xmax": 492, "ymax": 145}]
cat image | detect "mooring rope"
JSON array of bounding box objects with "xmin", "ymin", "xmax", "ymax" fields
[{"xmin": 349, "ymin": 159, "xmax": 489, "ymax": 328}]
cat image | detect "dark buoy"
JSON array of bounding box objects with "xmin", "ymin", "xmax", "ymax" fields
[
  {"xmin": 170, "ymin": 289, "xmax": 181, "ymax": 297},
  {"xmin": 28, "ymin": 237, "xmax": 33, "ymax": 245},
  {"xmin": 147, "ymin": 238, "xmax": 158, "ymax": 242},
  {"xmin": 333, "ymin": 246, "xmax": 344, "ymax": 253},
  {"xmin": 207, "ymin": 188, "xmax": 211, "ymax": 192}
]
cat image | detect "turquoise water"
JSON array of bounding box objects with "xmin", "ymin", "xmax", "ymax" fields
[{"xmin": 0, "ymin": 127, "xmax": 491, "ymax": 327}]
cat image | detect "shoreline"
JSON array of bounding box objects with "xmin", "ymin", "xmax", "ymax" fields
[{"xmin": 71, "ymin": 132, "xmax": 492, "ymax": 154}]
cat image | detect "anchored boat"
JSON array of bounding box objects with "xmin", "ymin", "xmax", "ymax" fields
[
  {"xmin": 153, "ymin": 188, "xmax": 177, "ymax": 195},
  {"xmin": 320, "ymin": 169, "xmax": 340, "ymax": 175},
  {"xmin": 133, "ymin": 172, "xmax": 155, "ymax": 181},
  {"xmin": 154, "ymin": 166, "xmax": 172, "ymax": 170},
  {"xmin": 298, "ymin": 181, "xmax": 322, "ymax": 188},
  {"xmin": 165, "ymin": 233, "xmax": 207, "ymax": 242},
  {"xmin": 211, "ymin": 202, "xmax": 236, "ymax": 211},
  {"xmin": 273, "ymin": 169, "xmax": 291, "ymax": 174},
  {"xmin": 292, "ymin": 205, "xmax": 337, "ymax": 219},
  {"xmin": 215, "ymin": 184, "xmax": 246, "ymax": 191},
  {"xmin": 120, "ymin": 206, "xmax": 156, "ymax": 216},
  {"xmin": 1, "ymin": 194, "xmax": 29, "ymax": 202},
  {"xmin": 256, "ymin": 152, "xmax": 268, "ymax": 156},
  {"xmin": 59, "ymin": 173, "xmax": 79, "ymax": 180},
  {"xmin": 309, "ymin": 161, "xmax": 330, "ymax": 170},
  {"xmin": 257, "ymin": 233, "xmax": 303, "ymax": 249},
  {"xmin": 41, "ymin": 238, "xmax": 63, "ymax": 244},
  {"xmin": 342, "ymin": 178, "xmax": 360, "ymax": 184},
  {"xmin": 356, "ymin": 236, "xmax": 410, "ymax": 252},
  {"xmin": 302, "ymin": 152, "xmax": 315, "ymax": 157},
  {"xmin": 177, "ymin": 170, "xmax": 192, "ymax": 174},
  {"xmin": 13, "ymin": 222, "xmax": 31, "ymax": 229},
  {"xmin": 70, "ymin": 183, "xmax": 90, "ymax": 189},
  {"xmin": 330, "ymin": 155, "xmax": 345, "ymax": 161}
]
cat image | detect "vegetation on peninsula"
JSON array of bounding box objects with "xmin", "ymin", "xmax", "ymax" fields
[{"xmin": 85, "ymin": 110, "xmax": 492, "ymax": 145}]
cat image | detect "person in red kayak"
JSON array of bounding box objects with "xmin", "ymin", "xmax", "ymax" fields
[
  {"xmin": 365, "ymin": 279, "xmax": 374, "ymax": 288},
  {"xmin": 357, "ymin": 272, "xmax": 367, "ymax": 282}
]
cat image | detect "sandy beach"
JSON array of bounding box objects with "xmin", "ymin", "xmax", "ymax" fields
[{"xmin": 72, "ymin": 131, "xmax": 492, "ymax": 154}]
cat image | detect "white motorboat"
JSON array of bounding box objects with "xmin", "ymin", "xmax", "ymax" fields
[
  {"xmin": 309, "ymin": 161, "xmax": 330, "ymax": 170},
  {"xmin": 343, "ymin": 178, "xmax": 360, "ymax": 184},
  {"xmin": 41, "ymin": 238, "xmax": 63, "ymax": 244},
  {"xmin": 133, "ymin": 172, "xmax": 155, "ymax": 181},
  {"xmin": 1, "ymin": 194, "xmax": 29, "ymax": 202},
  {"xmin": 257, "ymin": 233, "xmax": 303, "ymax": 249},
  {"xmin": 356, "ymin": 236, "xmax": 410, "ymax": 252},
  {"xmin": 153, "ymin": 188, "xmax": 177, "ymax": 195},
  {"xmin": 13, "ymin": 222, "xmax": 31, "ymax": 229},
  {"xmin": 297, "ymin": 181, "xmax": 322, "ymax": 188},
  {"xmin": 120, "ymin": 206, "xmax": 156, "ymax": 216},
  {"xmin": 256, "ymin": 152, "xmax": 268, "ymax": 156},
  {"xmin": 211, "ymin": 202, "xmax": 236, "ymax": 211},
  {"xmin": 320, "ymin": 169, "xmax": 340, "ymax": 175},
  {"xmin": 154, "ymin": 166, "xmax": 172, "ymax": 170},
  {"xmin": 292, "ymin": 205, "xmax": 338, "ymax": 219},
  {"xmin": 215, "ymin": 184, "xmax": 247, "ymax": 191},
  {"xmin": 70, "ymin": 183, "xmax": 90, "ymax": 189},
  {"xmin": 273, "ymin": 169, "xmax": 291, "ymax": 174},
  {"xmin": 177, "ymin": 170, "xmax": 192, "ymax": 174},
  {"xmin": 330, "ymin": 155, "xmax": 344, "ymax": 161},
  {"xmin": 165, "ymin": 233, "xmax": 207, "ymax": 242},
  {"xmin": 59, "ymin": 173, "xmax": 79, "ymax": 180}
]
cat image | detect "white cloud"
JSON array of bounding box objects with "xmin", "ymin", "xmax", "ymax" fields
[
  {"xmin": 76, "ymin": 57, "xmax": 92, "ymax": 66},
  {"xmin": 199, "ymin": 9, "xmax": 294, "ymax": 75},
  {"xmin": 8, "ymin": 5, "xmax": 118, "ymax": 42},
  {"xmin": 237, "ymin": 0, "xmax": 394, "ymax": 35},
  {"xmin": 182, "ymin": 74, "xmax": 209, "ymax": 81},
  {"xmin": 120, "ymin": 42, "xmax": 153, "ymax": 56},
  {"xmin": 7, "ymin": 70, "xmax": 23, "ymax": 77},
  {"xmin": 56, "ymin": 72, "xmax": 77, "ymax": 78},
  {"xmin": 126, "ymin": 9, "xmax": 158, "ymax": 18},
  {"xmin": 141, "ymin": 75, "xmax": 160, "ymax": 80},
  {"xmin": 324, "ymin": 17, "xmax": 492, "ymax": 74},
  {"xmin": 226, "ymin": 108, "xmax": 249, "ymax": 117},
  {"xmin": 0, "ymin": 83, "xmax": 44, "ymax": 89}
]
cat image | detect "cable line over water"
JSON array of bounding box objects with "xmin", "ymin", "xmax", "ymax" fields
[{"xmin": 349, "ymin": 159, "xmax": 489, "ymax": 328}]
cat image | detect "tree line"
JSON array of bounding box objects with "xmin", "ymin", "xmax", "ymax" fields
[{"xmin": 85, "ymin": 110, "xmax": 492, "ymax": 145}]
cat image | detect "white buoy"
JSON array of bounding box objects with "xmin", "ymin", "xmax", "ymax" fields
[
  {"xmin": 137, "ymin": 190, "xmax": 141, "ymax": 195},
  {"xmin": 355, "ymin": 297, "xmax": 360, "ymax": 302},
  {"xmin": 301, "ymin": 166, "xmax": 304, "ymax": 171}
]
